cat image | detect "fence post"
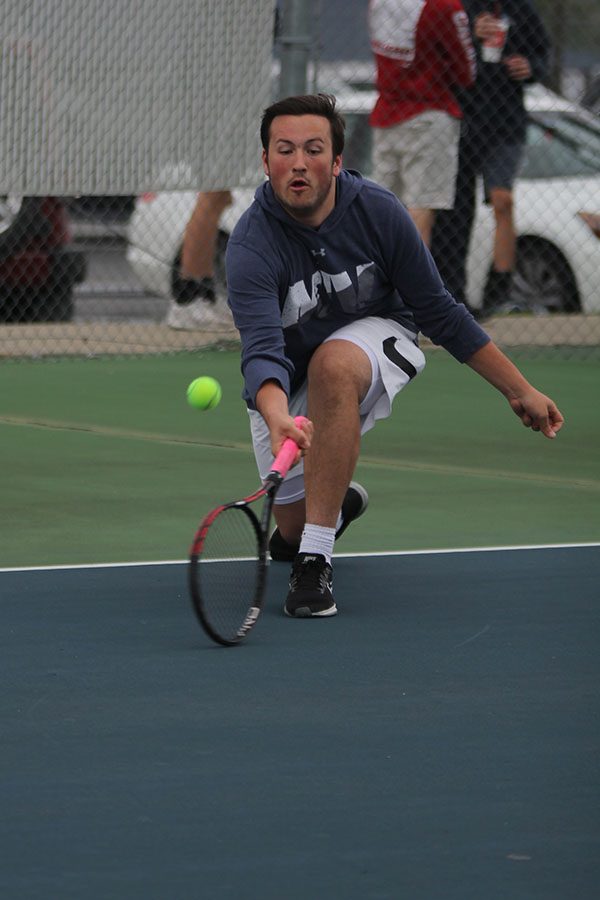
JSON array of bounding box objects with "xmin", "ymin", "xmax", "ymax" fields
[
  {"xmin": 277, "ymin": 0, "xmax": 314, "ymax": 98},
  {"xmin": 545, "ymin": 0, "xmax": 567, "ymax": 92}
]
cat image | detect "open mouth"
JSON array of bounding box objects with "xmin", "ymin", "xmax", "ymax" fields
[{"xmin": 290, "ymin": 179, "xmax": 309, "ymax": 191}]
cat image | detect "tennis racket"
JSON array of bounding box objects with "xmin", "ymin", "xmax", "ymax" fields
[{"xmin": 189, "ymin": 416, "xmax": 308, "ymax": 646}]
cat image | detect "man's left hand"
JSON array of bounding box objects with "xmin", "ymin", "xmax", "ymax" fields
[
  {"xmin": 504, "ymin": 55, "xmax": 532, "ymax": 81},
  {"xmin": 508, "ymin": 390, "xmax": 564, "ymax": 439}
]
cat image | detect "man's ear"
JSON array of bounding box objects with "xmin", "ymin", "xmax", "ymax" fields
[
  {"xmin": 333, "ymin": 154, "xmax": 342, "ymax": 176},
  {"xmin": 262, "ymin": 148, "xmax": 269, "ymax": 177}
]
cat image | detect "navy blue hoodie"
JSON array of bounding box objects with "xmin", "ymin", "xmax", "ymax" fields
[{"xmin": 226, "ymin": 169, "xmax": 490, "ymax": 409}]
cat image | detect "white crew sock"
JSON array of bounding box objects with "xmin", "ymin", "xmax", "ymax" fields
[{"xmin": 299, "ymin": 524, "xmax": 336, "ymax": 564}]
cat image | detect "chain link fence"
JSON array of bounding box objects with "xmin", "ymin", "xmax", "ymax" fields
[{"xmin": 1, "ymin": 0, "xmax": 599, "ymax": 359}]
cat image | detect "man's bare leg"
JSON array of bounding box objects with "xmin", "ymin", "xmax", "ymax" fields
[
  {"xmin": 407, "ymin": 207, "xmax": 435, "ymax": 247},
  {"xmin": 181, "ymin": 190, "xmax": 233, "ymax": 280},
  {"xmin": 272, "ymin": 339, "xmax": 372, "ymax": 542},
  {"xmin": 489, "ymin": 187, "xmax": 516, "ymax": 272}
]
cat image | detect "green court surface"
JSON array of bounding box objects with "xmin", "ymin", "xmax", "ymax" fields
[{"xmin": 1, "ymin": 348, "xmax": 599, "ymax": 568}]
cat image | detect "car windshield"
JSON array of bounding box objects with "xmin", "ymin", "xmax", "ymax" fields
[{"xmin": 520, "ymin": 111, "xmax": 600, "ymax": 179}]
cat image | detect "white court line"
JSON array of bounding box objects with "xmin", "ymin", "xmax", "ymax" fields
[{"xmin": 1, "ymin": 542, "xmax": 598, "ymax": 574}]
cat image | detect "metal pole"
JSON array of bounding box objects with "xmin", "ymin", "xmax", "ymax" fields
[
  {"xmin": 277, "ymin": 0, "xmax": 314, "ymax": 98},
  {"xmin": 546, "ymin": 0, "xmax": 567, "ymax": 92}
]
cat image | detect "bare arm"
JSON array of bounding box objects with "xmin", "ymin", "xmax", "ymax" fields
[
  {"xmin": 466, "ymin": 342, "xmax": 565, "ymax": 439},
  {"xmin": 255, "ymin": 380, "xmax": 313, "ymax": 458}
]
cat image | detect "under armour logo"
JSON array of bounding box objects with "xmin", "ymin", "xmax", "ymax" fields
[{"xmin": 311, "ymin": 248, "xmax": 326, "ymax": 258}]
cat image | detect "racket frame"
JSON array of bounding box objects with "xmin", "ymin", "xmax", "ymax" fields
[{"xmin": 188, "ymin": 418, "xmax": 306, "ymax": 646}]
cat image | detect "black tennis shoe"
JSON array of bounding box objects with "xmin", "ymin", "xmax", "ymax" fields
[
  {"xmin": 284, "ymin": 553, "xmax": 336, "ymax": 618},
  {"xmin": 335, "ymin": 481, "xmax": 369, "ymax": 541},
  {"xmin": 269, "ymin": 481, "xmax": 369, "ymax": 562}
]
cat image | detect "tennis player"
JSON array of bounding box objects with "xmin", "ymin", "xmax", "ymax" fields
[{"xmin": 225, "ymin": 93, "xmax": 564, "ymax": 619}]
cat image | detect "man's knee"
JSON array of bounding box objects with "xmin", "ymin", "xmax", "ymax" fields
[
  {"xmin": 308, "ymin": 340, "xmax": 372, "ymax": 402},
  {"xmin": 309, "ymin": 341, "xmax": 367, "ymax": 380},
  {"xmin": 490, "ymin": 188, "xmax": 514, "ymax": 218}
]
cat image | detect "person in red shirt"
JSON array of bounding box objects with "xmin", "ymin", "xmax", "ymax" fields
[{"xmin": 369, "ymin": 0, "xmax": 476, "ymax": 245}]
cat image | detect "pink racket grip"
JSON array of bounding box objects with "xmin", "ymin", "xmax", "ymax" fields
[{"xmin": 269, "ymin": 415, "xmax": 309, "ymax": 479}]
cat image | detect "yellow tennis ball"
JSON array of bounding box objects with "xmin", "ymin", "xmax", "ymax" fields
[{"xmin": 187, "ymin": 376, "xmax": 222, "ymax": 411}]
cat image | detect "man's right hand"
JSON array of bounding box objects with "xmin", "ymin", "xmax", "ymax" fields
[
  {"xmin": 256, "ymin": 380, "xmax": 313, "ymax": 461},
  {"xmin": 473, "ymin": 13, "xmax": 500, "ymax": 42},
  {"xmin": 270, "ymin": 416, "xmax": 313, "ymax": 464}
]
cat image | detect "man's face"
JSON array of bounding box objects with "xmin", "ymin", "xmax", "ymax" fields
[{"xmin": 262, "ymin": 114, "xmax": 342, "ymax": 227}]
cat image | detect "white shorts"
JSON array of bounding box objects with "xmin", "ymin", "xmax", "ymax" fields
[
  {"xmin": 372, "ymin": 111, "xmax": 460, "ymax": 210},
  {"xmin": 248, "ymin": 317, "xmax": 426, "ymax": 503}
]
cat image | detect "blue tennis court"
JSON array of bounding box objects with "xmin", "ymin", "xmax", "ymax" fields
[{"xmin": 2, "ymin": 544, "xmax": 598, "ymax": 899}]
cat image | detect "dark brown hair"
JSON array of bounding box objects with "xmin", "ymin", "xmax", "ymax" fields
[{"xmin": 260, "ymin": 93, "xmax": 346, "ymax": 157}]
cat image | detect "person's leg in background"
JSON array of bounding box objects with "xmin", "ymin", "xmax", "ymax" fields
[
  {"xmin": 404, "ymin": 112, "xmax": 461, "ymax": 248},
  {"xmin": 372, "ymin": 118, "xmax": 436, "ymax": 245},
  {"xmin": 181, "ymin": 190, "xmax": 233, "ymax": 283},
  {"xmin": 408, "ymin": 208, "xmax": 436, "ymax": 248},
  {"xmin": 480, "ymin": 142, "xmax": 524, "ymax": 310},
  {"xmin": 166, "ymin": 190, "xmax": 233, "ymax": 330},
  {"xmin": 482, "ymin": 187, "xmax": 516, "ymax": 309},
  {"xmin": 374, "ymin": 112, "xmax": 461, "ymax": 249}
]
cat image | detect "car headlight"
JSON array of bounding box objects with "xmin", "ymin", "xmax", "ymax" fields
[{"xmin": 578, "ymin": 212, "xmax": 600, "ymax": 238}]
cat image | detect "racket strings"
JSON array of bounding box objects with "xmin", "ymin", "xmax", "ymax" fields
[{"xmin": 194, "ymin": 504, "xmax": 264, "ymax": 643}]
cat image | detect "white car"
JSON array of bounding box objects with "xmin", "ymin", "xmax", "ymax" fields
[
  {"xmin": 466, "ymin": 84, "xmax": 600, "ymax": 313},
  {"xmin": 127, "ymin": 84, "xmax": 600, "ymax": 315}
]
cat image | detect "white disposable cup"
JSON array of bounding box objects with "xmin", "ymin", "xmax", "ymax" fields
[{"xmin": 481, "ymin": 17, "xmax": 509, "ymax": 63}]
